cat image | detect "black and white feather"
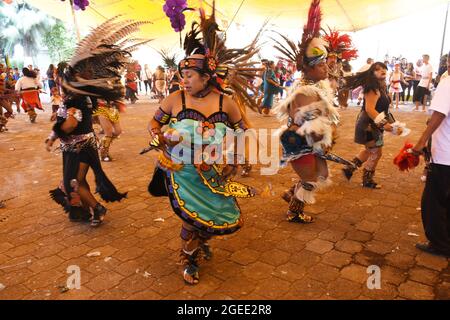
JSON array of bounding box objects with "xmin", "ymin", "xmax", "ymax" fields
[{"xmin": 60, "ymin": 16, "xmax": 152, "ymax": 102}]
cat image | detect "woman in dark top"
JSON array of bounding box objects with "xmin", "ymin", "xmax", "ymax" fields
[
  {"xmin": 47, "ymin": 64, "xmax": 56, "ymax": 94},
  {"xmin": 342, "ymin": 62, "xmax": 394, "ymax": 188},
  {"xmin": 45, "ymin": 17, "xmax": 147, "ymax": 226}
]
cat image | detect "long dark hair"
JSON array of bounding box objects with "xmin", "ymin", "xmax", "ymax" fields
[
  {"xmin": 22, "ymin": 67, "xmax": 37, "ymax": 79},
  {"xmin": 344, "ymin": 62, "xmax": 388, "ymax": 94},
  {"xmin": 47, "ymin": 64, "xmax": 55, "ymax": 74}
]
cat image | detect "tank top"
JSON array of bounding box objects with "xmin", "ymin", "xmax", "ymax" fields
[{"xmin": 362, "ymin": 91, "xmax": 391, "ymax": 114}]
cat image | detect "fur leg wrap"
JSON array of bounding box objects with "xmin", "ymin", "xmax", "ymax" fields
[
  {"xmin": 294, "ymin": 181, "xmax": 318, "ymax": 204},
  {"xmin": 316, "ymin": 176, "xmax": 332, "ymax": 190}
]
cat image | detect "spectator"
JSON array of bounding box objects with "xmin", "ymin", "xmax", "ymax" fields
[
  {"xmin": 353, "ymin": 58, "xmax": 374, "ymax": 105},
  {"xmin": 261, "ymin": 60, "xmax": 282, "ymax": 116},
  {"xmin": 440, "ymin": 54, "xmax": 449, "ymax": 80},
  {"xmin": 412, "ymin": 67, "xmax": 450, "ymax": 258},
  {"xmin": 437, "ymin": 53, "xmax": 448, "ymax": 83},
  {"xmin": 12, "ymin": 68, "xmax": 20, "ymax": 81},
  {"xmin": 412, "ymin": 59, "xmax": 423, "ymax": 100},
  {"xmin": 404, "ymin": 63, "xmax": 415, "ymax": 103},
  {"xmin": 414, "ymin": 54, "xmax": 433, "ymax": 112},
  {"xmin": 389, "ymin": 62, "xmax": 407, "ymax": 109},
  {"xmin": 134, "ymin": 61, "xmax": 142, "ymax": 93},
  {"xmin": 46, "ymin": 64, "xmax": 57, "ymax": 95},
  {"xmin": 142, "ymin": 64, "xmax": 153, "ymax": 95}
]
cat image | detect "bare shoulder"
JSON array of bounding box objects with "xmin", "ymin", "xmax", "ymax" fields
[
  {"xmin": 365, "ymin": 90, "xmax": 380, "ymax": 100},
  {"xmin": 161, "ymin": 90, "xmax": 183, "ymax": 112},
  {"xmin": 221, "ymin": 93, "xmax": 235, "ymax": 108}
]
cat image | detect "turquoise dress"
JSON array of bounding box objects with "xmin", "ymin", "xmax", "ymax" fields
[
  {"xmin": 262, "ymin": 69, "xmax": 280, "ymax": 108},
  {"xmin": 159, "ymin": 92, "xmax": 254, "ymax": 236}
]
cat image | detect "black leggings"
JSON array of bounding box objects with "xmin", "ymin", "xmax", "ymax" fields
[
  {"xmin": 405, "ymin": 80, "xmax": 414, "ymax": 101},
  {"xmin": 144, "ymin": 80, "xmax": 152, "ymax": 92},
  {"xmin": 399, "ymin": 82, "xmax": 407, "ymax": 102}
]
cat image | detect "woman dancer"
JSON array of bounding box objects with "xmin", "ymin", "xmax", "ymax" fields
[
  {"xmin": 153, "ymin": 66, "xmax": 167, "ymax": 102},
  {"xmin": 94, "ymin": 99, "xmax": 124, "ymax": 162},
  {"xmin": 147, "ymin": 3, "xmax": 260, "ymax": 284},
  {"xmin": 15, "ymin": 67, "xmax": 43, "ymax": 123},
  {"xmin": 47, "ymin": 17, "xmax": 149, "ymax": 225},
  {"xmin": 342, "ymin": 62, "xmax": 394, "ymax": 188}
]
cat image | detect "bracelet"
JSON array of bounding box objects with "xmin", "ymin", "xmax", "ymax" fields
[{"xmin": 150, "ymin": 127, "xmax": 161, "ymax": 137}]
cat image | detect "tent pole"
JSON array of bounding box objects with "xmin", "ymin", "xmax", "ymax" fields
[
  {"xmin": 440, "ymin": 1, "xmax": 449, "ymax": 58},
  {"xmin": 69, "ymin": 0, "xmax": 81, "ymax": 41}
]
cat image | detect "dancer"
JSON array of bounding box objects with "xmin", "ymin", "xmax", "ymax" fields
[
  {"xmin": 147, "ymin": 2, "xmax": 260, "ymax": 284},
  {"xmin": 342, "ymin": 62, "xmax": 394, "ymax": 188},
  {"xmin": 153, "ymin": 66, "xmax": 167, "ymax": 102},
  {"xmin": 125, "ymin": 67, "xmax": 138, "ymax": 104},
  {"xmin": 15, "ymin": 67, "xmax": 43, "ymax": 123},
  {"xmin": 272, "ymin": 0, "xmax": 340, "ymax": 223},
  {"xmin": 93, "ymin": 99, "xmax": 124, "ymax": 162},
  {"xmin": 0, "ymin": 65, "xmax": 15, "ymax": 132},
  {"xmin": 47, "ymin": 17, "xmax": 150, "ymax": 225},
  {"xmin": 322, "ymin": 28, "xmax": 358, "ymax": 109}
]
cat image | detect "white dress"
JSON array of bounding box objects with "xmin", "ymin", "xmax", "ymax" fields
[{"xmin": 389, "ymin": 72, "xmax": 403, "ymax": 93}]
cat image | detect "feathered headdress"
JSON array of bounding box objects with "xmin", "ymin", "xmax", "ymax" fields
[
  {"xmin": 323, "ymin": 27, "xmax": 358, "ymax": 61},
  {"xmin": 59, "ymin": 16, "xmax": 152, "ymax": 102},
  {"xmin": 272, "ymin": 0, "xmax": 327, "ymax": 71},
  {"xmin": 158, "ymin": 49, "xmax": 178, "ymax": 70},
  {"xmin": 179, "ymin": 1, "xmax": 264, "ymax": 114}
]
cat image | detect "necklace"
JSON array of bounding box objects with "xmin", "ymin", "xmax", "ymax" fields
[{"xmin": 192, "ymin": 86, "xmax": 213, "ymax": 99}]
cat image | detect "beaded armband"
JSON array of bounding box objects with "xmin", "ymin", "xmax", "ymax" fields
[
  {"xmin": 231, "ymin": 119, "xmax": 248, "ymax": 133},
  {"xmin": 153, "ymin": 107, "xmax": 171, "ymax": 125}
]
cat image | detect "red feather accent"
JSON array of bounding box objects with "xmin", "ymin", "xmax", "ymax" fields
[
  {"xmin": 393, "ymin": 142, "xmax": 420, "ymax": 172},
  {"xmin": 323, "ymin": 27, "xmax": 358, "ymax": 61},
  {"xmin": 297, "ymin": 0, "xmax": 322, "ymax": 70},
  {"xmin": 306, "ymin": 0, "xmax": 322, "ymax": 38}
]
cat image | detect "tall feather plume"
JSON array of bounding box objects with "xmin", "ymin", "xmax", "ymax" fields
[
  {"xmin": 183, "ymin": 22, "xmax": 202, "ymax": 55},
  {"xmin": 181, "ymin": 2, "xmax": 265, "ymax": 119},
  {"xmin": 62, "ymin": 17, "xmax": 151, "ymax": 102},
  {"xmin": 298, "ymin": 0, "xmax": 322, "ymax": 70},
  {"xmin": 199, "ymin": 0, "xmax": 222, "ymax": 57},
  {"xmin": 272, "ymin": 0, "xmax": 322, "ymax": 71}
]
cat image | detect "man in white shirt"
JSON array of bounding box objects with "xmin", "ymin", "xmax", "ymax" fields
[
  {"xmin": 414, "ymin": 54, "xmax": 433, "ymax": 112},
  {"xmin": 412, "ymin": 73, "xmax": 450, "ymax": 258},
  {"xmin": 357, "ymin": 58, "xmax": 374, "ymax": 73}
]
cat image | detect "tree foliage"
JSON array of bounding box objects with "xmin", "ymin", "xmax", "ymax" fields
[
  {"xmin": 0, "ymin": 2, "xmax": 53, "ymax": 61},
  {"xmin": 42, "ymin": 21, "xmax": 77, "ymax": 63}
]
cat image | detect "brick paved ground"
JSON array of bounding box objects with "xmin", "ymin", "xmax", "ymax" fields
[{"xmin": 0, "ymin": 95, "xmax": 448, "ymax": 300}]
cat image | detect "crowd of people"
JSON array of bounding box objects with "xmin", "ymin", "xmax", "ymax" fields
[
  {"xmin": 1, "ymin": 0, "xmax": 449, "ymax": 288},
  {"xmin": 253, "ymin": 52, "xmax": 449, "ymax": 118}
]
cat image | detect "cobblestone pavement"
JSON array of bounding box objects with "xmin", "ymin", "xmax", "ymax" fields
[{"xmin": 0, "ymin": 96, "xmax": 448, "ymax": 300}]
